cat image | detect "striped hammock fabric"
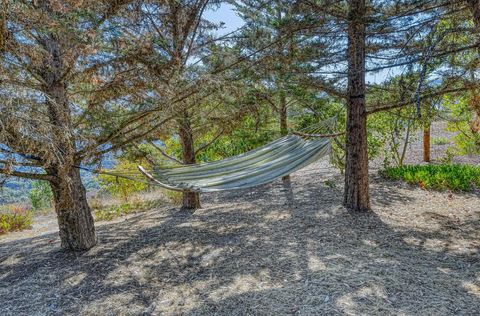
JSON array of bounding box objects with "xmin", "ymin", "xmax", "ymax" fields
[{"xmin": 138, "ymin": 134, "xmax": 331, "ymax": 192}]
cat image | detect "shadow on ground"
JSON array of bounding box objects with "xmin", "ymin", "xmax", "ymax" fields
[{"xmin": 1, "ymin": 163, "xmax": 479, "ymax": 315}]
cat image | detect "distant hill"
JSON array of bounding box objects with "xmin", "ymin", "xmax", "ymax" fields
[
  {"xmin": 0, "ymin": 155, "xmax": 116, "ymax": 205},
  {"xmin": 1, "ymin": 178, "xmax": 31, "ymax": 204}
]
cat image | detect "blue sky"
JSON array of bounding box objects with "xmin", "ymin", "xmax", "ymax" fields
[
  {"xmin": 205, "ymin": 4, "xmax": 394, "ymax": 84},
  {"xmin": 204, "ymin": 4, "xmax": 244, "ymax": 35}
]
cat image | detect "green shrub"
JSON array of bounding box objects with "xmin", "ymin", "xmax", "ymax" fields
[
  {"xmin": 443, "ymin": 94, "xmax": 480, "ymax": 156},
  {"xmin": 98, "ymin": 160, "xmax": 148, "ymax": 202},
  {"xmin": 0, "ymin": 206, "xmax": 32, "ymax": 234},
  {"xmin": 323, "ymin": 179, "xmax": 337, "ymax": 189},
  {"xmin": 28, "ymin": 181, "xmax": 53, "ymax": 210},
  {"xmin": 432, "ymin": 137, "xmax": 450, "ymax": 145},
  {"xmin": 382, "ymin": 164, "xmax": 480, "ymax": 191}
]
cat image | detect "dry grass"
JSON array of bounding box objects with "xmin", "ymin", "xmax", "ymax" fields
[{"xmin": 0, "ymin": 161, "xmax": 479, "ymax": 315}]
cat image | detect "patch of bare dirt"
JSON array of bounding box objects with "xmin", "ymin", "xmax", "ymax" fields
[{"xmin": 1, "ymin": 160, "xmax": 479, "ymax": 315}]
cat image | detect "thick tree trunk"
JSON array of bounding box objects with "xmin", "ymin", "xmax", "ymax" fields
[
  {"xmin": 423, "ymin": 124, "xmax": 431, "ymax": 163},
  {"xmin": 279, "ymin": 91, "xmax": 291, "ymax": 182},
  {"xmin": 50, "ymin": 167, "xmax": 97, "ymax": 251},
  {"xmin": 344, "ymin": 0, "xmax": 370, "ymax": 212},
  {"xmin": 467, "ymin": 0, "xmax": 480, "ymax": 27},
  {"xmin": 38, "ymin": 27, "xmax": 97, "ymax": 250},
  {"xmin": 466, "ymin": 1, "xmax": 480, "ymax": 134},
  {"xmin": 45, "ymin": 82, "xmax": 97, "ymax": 251},
  {"xmin": 178, "ymin": 113, "xmax": 201, "ymax": 210}
]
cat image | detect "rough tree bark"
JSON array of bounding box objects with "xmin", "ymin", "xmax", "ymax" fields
[
  {"xmin": 466, "ymin": 1, "xmax": 480, "ymax": 132},
  {"xmin": 178, "ymin": 112, "xmax": 201, "ymax": 210},
  {"xmin": 423, "ymin": 124, "xmax": 431, "ymax": 162},
  {"xmin": 40, "ymin": 33, "xmax": 97, "ymax": 251},
  {"xmin": 279, "ymin": 90, "xmax": 291, "ymax": 181},
  {"xmin": 49, "ymin": 167, "xmax": 97, "ymax": 250},
  {"xmin": 344, "ymin": 0, "xmax": 371, "ymax": 212},
  {"xmin": 467, "ymin": 0, "xmax": 480, "ymax": 27},
  {"xmin": 279, "ymin": 92, "xmax": 288, "ymax": 137}
]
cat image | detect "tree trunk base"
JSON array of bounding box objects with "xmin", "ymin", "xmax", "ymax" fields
[
  {"xmin": 343, "ymin": 170, "xmax": 371, "ymax": 212},
  {"xmin": 182, "ymin": 190, "xmax": 201, "ymax": 210},
  {"xmin": 51, "ymin": 168, "xmax": 97, "ymax": 251},
  {"xmin": 56, "ymin": 207, "xmax": 97, "ymax": 251},
  {"xmin": 343, "ymin": 201, "xmax": 371, "ymax": 212},
  {"xmin": 423, "ymin": 125, "xmax": 431, "ymax": 163}
]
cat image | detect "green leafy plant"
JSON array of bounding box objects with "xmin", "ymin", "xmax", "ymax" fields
[
  {"xmin": 439, "ymin": 149, "xmax": 455, "ymax": 164},
  {"xmin": 368, "ymin": 107, "xmax": 419, "ymax": 168},
  {"xmin": 0, "ymin": 205, "xmax": 32, "ymax": 234},
  {"xmin": 382, "ymin": 164, "xmax": 480, "ymax": 191},
  {"xmin": 432, "ymin": 137, "xmax": 451, "ymax": 145},
  {"xmin": 98, "ymin": 160, "xmax": 149, "ymax": 202},
  {"xmin": 323, "ymin": 179, "xmax": 337, "ymax": 189},
  {"xmin": 28, "ymin": 181, "xmax": 53, "ymax": 210},
  {"xmin": 443, "ymin": 94, "xmax": 480, "ymax": 155}
]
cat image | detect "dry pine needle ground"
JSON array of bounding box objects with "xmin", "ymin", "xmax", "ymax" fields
[{"xmin": 0, "ymin": 159, "xmax": 479, "ymax": 315}]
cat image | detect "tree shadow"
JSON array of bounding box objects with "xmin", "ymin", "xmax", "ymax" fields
[{"xmin": 0, "ymin": 165, "xmax": 479, "ymax": 315}]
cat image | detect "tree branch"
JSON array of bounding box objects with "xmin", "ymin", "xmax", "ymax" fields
[
  {"xmin": 149, "ymin": 141, "xmax": 184, "ymax": 165},
  {"xmin": 0, "ymin": 167, "xmax": 53, "ymax": 181},
  {"xmin": 367, "ymin": 85, "xmax": 480, "ymax": 115},
  {"xmin": 195, "ymin": 128, "xmax": 225, "ymax": 155}
]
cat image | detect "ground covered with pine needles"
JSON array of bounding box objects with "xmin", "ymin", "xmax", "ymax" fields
[{"xmin": 1, "ymin": 160, "xmax": 479, "ymax": 315}]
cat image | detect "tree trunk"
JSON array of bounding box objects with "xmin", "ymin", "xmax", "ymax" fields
[
  {"xmin": 467, "ymin": 0, "xmax": 480, "ymax": 74},
  {"xmin": 466, "ymin": 1, "xmax": 480, "ymax": 134},
  {"xmin": 38, "ymin": 27, "xmax": 97, "ymax": 251},
  {"xmin": 423, "ymin": 124, "xmax": 431, "ymax": 163},
  {"xmin": 279, "ymin": 91, "xmax": 288, "ymax": 136},
  {"xmin": 344, "ymin": 0, "xmax": 370, "ymax": 212},
  {"xmin": 50, "ymin": 166, "xmax": 97, "ymax": 251},
  {"xmin": 178, "ymin": 113, "xmax": 201, "ymax": 210},
  {"xmin": 279, "ymin": 91, "xmax": 290, "ymax": 182},
  {"xmin": 467, "ymin": 0, "xmax": 480, "ymax": 27}
]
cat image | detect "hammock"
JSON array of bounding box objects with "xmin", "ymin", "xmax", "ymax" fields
[{"xmin": 138, "ymin": 134, "xmax": 332, "ymax": 192}]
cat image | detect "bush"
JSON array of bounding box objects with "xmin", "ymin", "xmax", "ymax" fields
[
  {"xmin": 98, "ymin": 159, "xmax": 148, "ymax": 202},
  {"xmin": 28, "ymin": 180, "xmax": 53, "ymax": 210},
  {"xmin": 0, "ymin": 205, "xmax": 32, "ymax": 234},
  {"xmin": 443, "ymin": 94, "xmax": 480, "ymax": 155},
  {"xmin": 432, "ymin": 137, "xmax": 450, "ymax": 145},
  {"xmin": 382, "ymin": 164, "xmax": 480, "ymax": 191}
]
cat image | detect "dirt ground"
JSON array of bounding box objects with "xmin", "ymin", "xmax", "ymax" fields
[{"xmin": 1, "ymin": 123, "xmax": 479, "ymax": 315}]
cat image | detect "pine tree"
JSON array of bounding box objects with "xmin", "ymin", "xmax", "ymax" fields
[{"xmin": 0, "ymin": 0, "xmax": 158, "ymax": 250}]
